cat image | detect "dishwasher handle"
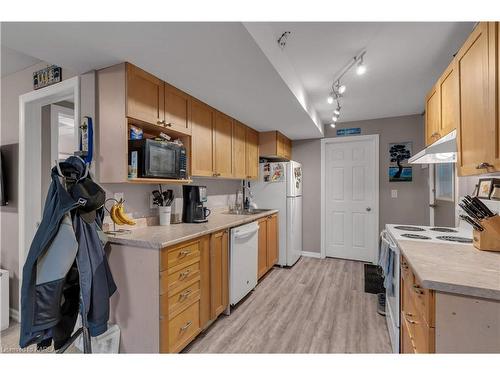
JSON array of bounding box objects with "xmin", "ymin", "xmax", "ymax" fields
[{"xmin": 233, "ymin": 225, "xmax": 259, "ymax": 239}]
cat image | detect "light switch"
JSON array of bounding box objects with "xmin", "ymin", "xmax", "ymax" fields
[{"xmin": 391, "ymin": 189, "xmax": 398, "ymax": 198}]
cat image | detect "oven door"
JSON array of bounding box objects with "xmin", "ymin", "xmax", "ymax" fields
[{"xmin": 144, "ymin": 140, "xmax": 180, "ymax": 178}]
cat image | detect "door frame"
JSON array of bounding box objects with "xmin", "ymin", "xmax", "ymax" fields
[
  {"xmin": 18, "ymin": 77, "xmax": 80, "ymax": 317},
  {"xmin": 320, "ymin": 134, "xmax": 380, "ymax": 262}
]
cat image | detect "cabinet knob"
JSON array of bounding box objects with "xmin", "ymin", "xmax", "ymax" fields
[{"xmin": 476, "ymin": 162, "xmax": 493, "ymax": 169}]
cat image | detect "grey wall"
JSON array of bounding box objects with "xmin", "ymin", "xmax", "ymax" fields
[{"xmin": 293, "ymin": 114, "xmax": 430, "ymax": 253}]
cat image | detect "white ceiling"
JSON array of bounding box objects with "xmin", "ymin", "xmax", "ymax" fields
[
  {"xmin": 1, "ymin": 22, "xmax": 475, "ymax": 138},
  {"xmin": 262, "ymin": 22, "xmax": 475, "ymax": 124},
  {"xmin": 1, "ymin": 45, "xmax": 40, "ymax": 77}
]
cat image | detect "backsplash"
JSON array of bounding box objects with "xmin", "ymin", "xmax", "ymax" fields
[{"xmin": 101, "ymin": 178, "xmax": 241, "ymax": 220}]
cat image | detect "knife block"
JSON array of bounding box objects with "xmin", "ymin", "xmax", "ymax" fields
[{"xmin": 473, "ymin": 215, "xmax": 500, "ymax": 252}]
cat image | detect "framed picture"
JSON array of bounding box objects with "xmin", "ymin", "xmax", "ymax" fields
[
  {"xmin": 478, "ymin": 178, "xmax": 500, "ymax": 199},
  {"xmin": 389, "ymin": 142, "xmax": 412, "ymax": 182}
]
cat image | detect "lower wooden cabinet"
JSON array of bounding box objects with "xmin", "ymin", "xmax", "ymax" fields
[
  {"xmin": 257, "ymin": 213, "xmax": 279, "ymax": 279},
  {"xmin": 210, "ymin": 229, "xmax": 229, "ymax": 320}
]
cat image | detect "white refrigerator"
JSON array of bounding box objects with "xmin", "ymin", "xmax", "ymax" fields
[{"xmin": 251, "ymin": 161, "xmax": 302, "ymax": 267}]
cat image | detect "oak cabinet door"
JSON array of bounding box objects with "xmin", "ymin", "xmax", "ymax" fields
[
  {"xmin": 199, "ymin": 235, "xmax": 211, "ymax": 329},
  {"xmin": 164, "ymin": 83, "xmax": 191, "ymax": 135},
  {"xmin": 257, "ymin": 218, "xmax": 268, "ymax": 279},
  {"xmin": 266, "ymin": 214, "xmax": 279, "ymax": 267},
  {"xmin": 232, "ymin": 121, "xmax": 247, "ymax": 179},
  {"xmin": 126, "ymin": 63, "xmax": 164, "ymax": 125},
  {"xmin": 456, "ymin": 22, "xmax": 497, "ymax": 175},
  {"xmin": 210, "ymin": 230, "xmax": 229, "ymax": 319},
  {"xmin": 245, "ymin": 127, "xmax": 259, "ymax": 180},
  {"xmin": 214, "ymin": 112, "xmax": 233, "ymax": 177},
  {"xmin": 425, "ymin": 84, "xmax": 440, "ymax": 146},
  {"xmin": 439, "ymin": 62, "xmax": 459, "ymax": 138},
  {"xmin": 191, "ymin": 99, "xmax": 215, "ymax": 177}
]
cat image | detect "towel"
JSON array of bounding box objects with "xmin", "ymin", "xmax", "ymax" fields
[{"xmin": 378, "ymin": 232, "xmax": 394, "ymax": 293}]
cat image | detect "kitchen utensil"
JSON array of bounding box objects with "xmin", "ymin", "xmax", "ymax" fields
[
  {"xmin": 152, "ymin": 190, "xmax": 163, "ymax": 206},
  {"xmin": 459, "ymin": 214, "xmax": 484, "ymax": 231},
  {"xmin": 459, "ymin": 202, "xmax": 483, "ymax": 220},
  {"xmin": 166, "ymin": 190, "xmax": 174, "ymax": 206},
  {"xmin": 471, "ymin": 196, "xmax": 495, "ymax": 217}
]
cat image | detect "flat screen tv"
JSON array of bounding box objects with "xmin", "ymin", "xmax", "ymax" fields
[{"xmin": 0, "ymin": 150, "xmax": 6, "ymax": 206}]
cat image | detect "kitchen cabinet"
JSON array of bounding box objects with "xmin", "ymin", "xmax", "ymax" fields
[
  {"xmin": 245, "ymin": 127, "xmax": 259, "ymax": 180},
  {"xmin": 438, "ymin": 61, "xmax": 459, "ymax": 139},
  {"xmin": 191, "ymin": 99, "xmax": 215, "ymax": 177},
  {"xmin": 213, "ymin": 112, "xmax": 233, "ymax": 178},
  {"xmin": 126, "ymin": 63, "xmax": 164, "ymax": 126},
  {"xmin": 164, "ymin": 83, "xmax": 191, "ymax": 135},
  {"xmin": 232, "ymin": 120, "xmax": 247, "ymax": 179},
  {"xmin": 259, "ymin": 131, "xmax": 292, "ymax": 160},
  {"xmin": 456, "ymin": 22, "xmax": 498, "ymax": 175},
  {"xmin": 257, "ymin": 213, "xmax": 279, "ymax": 279},
  {"xmin": 210, "ymin": 229, "xmax": 229, "ymax": 319},
  {"xmin": 424, "ymin": 84, "xmax": 440, "ymax": 146}
]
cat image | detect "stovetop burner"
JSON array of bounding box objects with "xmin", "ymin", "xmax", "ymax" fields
[
  {"xmin": 394, "ymin": 226, "xmax": 425, "ymax": 232},
  {"xmin": 430, "ymin": 227, "xmax": 458, "ymax": 233},
  {"xmin": 401, "ymin": 233, "xmax": 431, "ymax": 240},
  {"xmin": 436, "ymin": 236, "xmax": 473, "ymax": 243}
]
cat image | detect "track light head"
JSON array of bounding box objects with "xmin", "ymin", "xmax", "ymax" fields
[
  {"xmin": 332, "ymin": 115, "xmax": 339, "ymax": 122},
  {"xmin": 338, "ymin": 84, "xmax": 346, "ymax": 94},
  {"xmin": 333, "ymin": 108, "xmax": 340, "ymax": 116},
  {"xmin": 356, "ymin": 60, "xmax": 367, "ymax": 75},
  {"xmin": 330, "ymin": 123, "xmax": 336, "ymax": 128},
  {"xmin": 327, "ymin": 94, "xmax": 334, "ymax": 104}
]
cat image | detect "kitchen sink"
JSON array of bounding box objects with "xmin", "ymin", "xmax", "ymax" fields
[{"xmin": 223, "ymin": 208, "xmax": 273, "ymax": 215}]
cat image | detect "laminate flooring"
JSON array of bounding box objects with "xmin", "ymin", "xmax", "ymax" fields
[{"xmin": 185, "ymin": 256, "xmax": 391, "ymax": 353}]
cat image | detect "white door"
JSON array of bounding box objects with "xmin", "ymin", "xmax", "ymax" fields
[{"xmin": 323, "ymin": 135, "xmax": 379, "ymax": 262}]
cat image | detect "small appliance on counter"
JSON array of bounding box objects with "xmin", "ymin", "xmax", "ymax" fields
[
  {"xmin": 182, "ymin": 185, "xmax": 211, "ymax": 223},
  {"xmin": 128, "ymin": 139, "xmax": 187, "ymax": 179}
]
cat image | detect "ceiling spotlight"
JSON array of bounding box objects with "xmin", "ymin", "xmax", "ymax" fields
[
  {"xmin": 333, "ymin": 108, "xmax": 340, "ymax": 116},
  {"xmin": 356, "ymin": 57, "xmax": 367, "ymax": 75},
  {"xmin": 338, "ymin": 84, "xmax": 346, "ymax": 94},
  {"xmin": 332, "ymin": 115, "xmax": 339, "ymax": 122},
  {"xmin": 330, "ymin": 123, "xmax": 336, "ymax": 128},
  {"xmin": 327, "ymin": 94, "xmax": 334, "ymax": 104}
]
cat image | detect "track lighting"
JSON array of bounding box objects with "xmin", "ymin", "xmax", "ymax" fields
[
  {"xmin": 327, "ymin": 94, "xmax": 334, "ymax": 104},
  {"xmin": 333, "ymin": 108, "xmax": 340, "ymax": 116},
  {"xmin": 356, "ymin": 57, "xmax": 366, "ymax": 75},
  {"xmin": 332, "ymin": 115, "xmax": 338, "ymax": 122},
  {"xmin": 338, "ymin": 84, "xmax": 346, "ymax": 94},
  {"xmin": 330, "ymin": 123, "xmax": 336, "ymax": 128}
]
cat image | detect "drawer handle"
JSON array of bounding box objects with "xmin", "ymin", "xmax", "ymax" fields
[
  {"xmin": 179, "ymin": 270, "xmax": 191, "ymax": 279},
  {"xmin": 405, "ymin": 312, "xmax": 414, "ymax": 318},
  {"xmin": 413, "ymin": 284, "xmax": 424, "ymax": 295},
  {"xmin": 476, "ymin": 162, "xmax": 493, "ymax": 169},
  {"xmin": 179, "ymin": 250, "xmax": 191, "ymax": 257},
  {"xmin": 405, "ymin": 315, "xmax": 417, "ymax": 325},
  {"xmin": 179, "ymin": 289, "xmax": 192, "ymax": 300},
  {"xmin": 180, "ymin": 320, "xmax": 192, "ymax": 332}
]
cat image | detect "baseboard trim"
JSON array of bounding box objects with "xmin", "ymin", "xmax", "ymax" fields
[
  {"xmin": 9, "ymin": 308, "xmax": 20, "ymax": 322},
  {"xmin": 301, "ymin": 251, "xmax": 322, "ymax": 259}
]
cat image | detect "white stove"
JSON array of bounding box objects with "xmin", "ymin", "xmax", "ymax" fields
[{"xmin": 385, "ymin": 224, "xmax": 473, "ymax": 244}]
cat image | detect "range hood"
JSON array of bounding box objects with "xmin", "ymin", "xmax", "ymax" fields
[{"xmin": 409, "ymin": 129, "xmax": 457, "ymax": 164}]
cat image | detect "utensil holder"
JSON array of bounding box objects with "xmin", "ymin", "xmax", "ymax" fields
[
  {"xmin": 473, "ymin": 215, "xmax": 500, "ymax": 252},
  {"xmin": 159, "ymin": 206, "xmax": 172, "ymax": 226}
]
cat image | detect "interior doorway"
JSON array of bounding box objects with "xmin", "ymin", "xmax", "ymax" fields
[
  {"xmin": 18, "ymin": 77, "xmax": 80, "ymax": 315},
  {"xmin": 429, "ymin": 163, "xmax": 456, "ymax": 227},
  {"xmin": 321, "ymin": 135, "xmax": 379, "ymax": 263}
]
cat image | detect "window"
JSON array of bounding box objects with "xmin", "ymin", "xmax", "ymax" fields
[{"xmin": 435, "ymin": 163, "xmax": 455, "ymax": 202}]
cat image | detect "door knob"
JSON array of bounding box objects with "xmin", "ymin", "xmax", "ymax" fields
[{"xmin": 366, "ymin": 207, "xmax": 371, "ymax": 212}]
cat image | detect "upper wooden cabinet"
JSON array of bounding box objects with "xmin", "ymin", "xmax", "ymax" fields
[
  {"xmin": 214, "ymin": 112, "xmax": 233, "ymax": 178},
  {"xmin": 425, "ymin": 84, "xmax": 440, "ymax": 146},
  {"xmin": 456, "ymin": 22, "xmax": 499, "ymax": 175},
  {"xmin": 245, "ymin": 127, "xmax": 259, "ymax": 180},
  {"xmin": 232, "ymin": 121, "xmax": 247, "ymax": 179},
  {"xmin": 126, "ymin": 63, "xmax": 164, "ymax": 126},
  {"xmin": 191, "ymin": 99, "xmax": 215, "ymax": 177},
  {"xmin": 438, "ymin": 61, "xmax": 459, "ymax": 139},
  {"xmin": 164, "ymin": 83, "xmax": 191, "ymax": 135},
  {"xmin": 259, "ymin": 131, "xmax": 292, "ymax": 160}
]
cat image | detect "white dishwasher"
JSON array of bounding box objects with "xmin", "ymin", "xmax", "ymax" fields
[{"xmin": 229, "ymin": 221, "xmax": 259, "ymax": 306}]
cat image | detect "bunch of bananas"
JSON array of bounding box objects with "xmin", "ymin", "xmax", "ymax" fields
[{"xmin": 110, "ymin": 199, "xmax": 136, "ymax": 226}]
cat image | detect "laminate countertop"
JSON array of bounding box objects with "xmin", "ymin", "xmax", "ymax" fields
[
  {"xmin": 106, "ymin": 209, "xmax": 278, "ymax": 250},
  {"xmin": 397, "ymin": 239, "xmax": 500, "ymax": 300}
]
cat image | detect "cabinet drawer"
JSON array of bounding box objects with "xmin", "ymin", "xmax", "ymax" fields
[
  {"xmin": 165, "ymin": 300, "xmax": 200, "ymax": 353},
  {"xmin": 401, "ymin": 316, "xmax": 417, "ymax": 354},
  {"xmin": 408, "ymin": 278, "xmax": 435, "ymax": 327},
  {"xmin": 161, "ymin": 241, "xmax": 200, "ymax": 271},
  {"xmin": 160, "ymin": 260, "xmax": 200, "ymax": 295},
  {"xmin": 163, "ymin": 280, "xmax": 201, "ymax": 318}
]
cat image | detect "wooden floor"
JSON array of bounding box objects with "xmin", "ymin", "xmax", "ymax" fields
[{"xmin": 185, "ymin": 256, "xmax": 391, "ymax": 353}]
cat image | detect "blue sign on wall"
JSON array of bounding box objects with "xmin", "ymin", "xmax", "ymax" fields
[{"xmin": 336, "ymin": 127, "xmax": 361, "ymax": 136}]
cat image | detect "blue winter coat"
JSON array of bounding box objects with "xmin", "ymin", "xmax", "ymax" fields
[{"xmin": 20, "ymin": 157, "xmax": 116, "ymax": 349}]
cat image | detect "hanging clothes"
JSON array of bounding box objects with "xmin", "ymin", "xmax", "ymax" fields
[{"xmin": 20, "ymin": 156, "xmax": 116, "ymax": 349}]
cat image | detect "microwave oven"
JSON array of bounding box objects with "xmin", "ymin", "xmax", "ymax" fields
[{"xmin": 128, "ymin": 139, "xmax": 187, "ymax": 179}]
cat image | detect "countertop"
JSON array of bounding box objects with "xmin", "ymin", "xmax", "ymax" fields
[
  {"xmin": 396, "ymin": 239, "xmax": 500, "ymax": 300},
  {"xmin": 106, "ymin": 209, "xmax": 278, "ymax": 250}
]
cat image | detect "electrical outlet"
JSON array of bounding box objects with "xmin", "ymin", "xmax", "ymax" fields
[
  {"xmin": 391, "ymin": 189, "xmax": 398, "ymax": 198},
  {"xmin": 114, "ymin": 192, "xmax": 124, "ymax": 202}
]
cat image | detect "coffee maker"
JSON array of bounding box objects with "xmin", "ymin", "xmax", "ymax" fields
[{"xmin": 182, "ymin": 185, "xmax": 211, "ymax": 223}]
